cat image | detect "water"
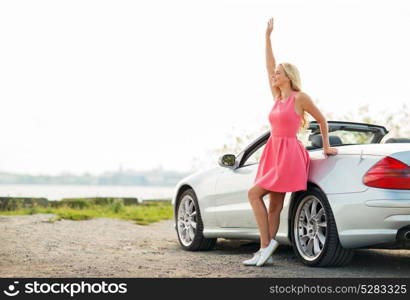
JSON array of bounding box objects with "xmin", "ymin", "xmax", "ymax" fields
[{"xmin": 0, "ymin": 184, "xmax": 175, "ymax": 202}]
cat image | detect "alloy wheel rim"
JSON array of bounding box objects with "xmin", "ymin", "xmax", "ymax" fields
[
  {"xmin": 294, "ymin": 195, "xmax": 327, "ymax": 261},
  {"xmin": 177, "ymin": 195, "xmax": 198, "ymax": 246}
]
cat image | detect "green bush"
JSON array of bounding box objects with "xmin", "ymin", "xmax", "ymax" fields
[
  {"xmin": 91, "ymin": 197, "xmax": 114, "ymax": 206},
  {"xmin": 54, "ymin": 198, "xmax": 91, "ymax": 209},
  {"xmin": 110, "ymin": 198, "xmax": 125, "ymax": 213},
  {"xmin": 0, "ymin": 197, "xmax": 48, "ymax": 211},
  {"xmin": 28, "ymin": 206, "xmax": 39, "ymax": 215}
]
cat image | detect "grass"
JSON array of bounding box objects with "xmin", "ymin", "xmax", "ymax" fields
[{"xmin": 0, "ymin": 198, "xmax": 173, "ymax": 225}]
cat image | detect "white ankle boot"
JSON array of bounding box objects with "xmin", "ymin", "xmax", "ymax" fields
[
  {"xmin": 256, "ymin": 239, "xmax": 279, "ymax": 267},
  {"xmin": 242, "ymin": 249, "xmax": 273, "ymax": 266}
]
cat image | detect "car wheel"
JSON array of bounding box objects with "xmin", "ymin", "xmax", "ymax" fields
[
  {"xmin": 176, "ymin": 189, "xmax": 217, "ymax": 251},
  {"xmin": 290, "ymin": 186, "xmax": 354, "ymax": 267}
]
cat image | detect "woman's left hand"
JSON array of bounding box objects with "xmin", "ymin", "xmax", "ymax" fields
[{"xmin": 323, "ymin": 146, "xmax": 338, "ymax": 157}]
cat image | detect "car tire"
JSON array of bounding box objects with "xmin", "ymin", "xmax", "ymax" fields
[
  {"xmin": 290, "ymin": 186, "xmax": 354, "ymax": 267},
  {"xmin": 176, "ymin": 189, "xmax": 217, "ymax": 251}
]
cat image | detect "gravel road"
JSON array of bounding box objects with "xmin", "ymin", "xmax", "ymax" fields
[{"xmin": 1, "ymin": 214, "xmax": 409, "ymax": 278}]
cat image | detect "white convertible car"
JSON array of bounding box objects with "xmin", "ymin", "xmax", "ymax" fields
[{"xmin": 172, "ymin": 121, "xmax": 410, "ymax": 267}]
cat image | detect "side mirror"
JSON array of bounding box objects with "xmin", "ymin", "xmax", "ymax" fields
[{"xmin": 218, "ymin": 154, "xmax": 236, "ymax": 168}]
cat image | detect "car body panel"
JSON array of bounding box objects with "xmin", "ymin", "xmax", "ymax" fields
[
  {"xmin": 172, "ymin": 167, "xmax": 222, "ymax": 229},
  {"xmin": 327, "ymin": 188, "xmax": 410, "ymax": 248}
]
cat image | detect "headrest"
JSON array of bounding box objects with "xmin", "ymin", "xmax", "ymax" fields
[
  {"xmin": 385, "ymin": 138, "xmax": 410, "ymax": 143},
  {"xmin": 309, "ymin": 135, "xmax": 343, "ymax": 148}
]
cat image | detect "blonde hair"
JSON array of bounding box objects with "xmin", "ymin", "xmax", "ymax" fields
[{"xmin": 279, "ymin": 62, "xmax": 309, "ymax": 130}]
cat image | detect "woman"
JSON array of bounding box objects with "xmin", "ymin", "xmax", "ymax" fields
[{"xmin": 243, "ymin": 17, "xmax": 338, "ymax": 267}]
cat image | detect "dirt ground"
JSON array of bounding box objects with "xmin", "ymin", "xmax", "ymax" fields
[{"xmin": 1, "ymin": 213, "xmax": 409, "ymax": 278}]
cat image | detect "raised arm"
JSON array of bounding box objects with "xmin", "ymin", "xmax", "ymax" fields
[{"xmin": 266, "ymin": 18, "xmax": 280, "ymax": 100}]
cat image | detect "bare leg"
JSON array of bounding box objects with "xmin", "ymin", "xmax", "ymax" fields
[
  {"xmin": 267, "ymin": 191, "xmax": 286, "ymax": 240},
  {"xmin": 248, "ymin": 184, "xmax": 271, "ymax": 248}
]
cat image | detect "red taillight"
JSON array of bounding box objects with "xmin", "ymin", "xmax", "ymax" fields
[{"xmin": 363, "ymin": 156, "xmax": 410, "ymax": 189}]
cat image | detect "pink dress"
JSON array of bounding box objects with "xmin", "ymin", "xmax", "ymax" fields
[{"xmin": 254, "ymin": 90, "xmax": 310, "ymax": 192}]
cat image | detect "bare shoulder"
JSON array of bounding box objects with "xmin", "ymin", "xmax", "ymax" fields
[
  {"xmin": 295, "ymin": 91, "xmax": 314, "ymax": 106},
  {"xmin": 294, "ymin": 91, "xmax": 325, "ymax": 121},
  {"xmin": 295, "ymin": 91, "xmax": 312, "ymax": 101}
]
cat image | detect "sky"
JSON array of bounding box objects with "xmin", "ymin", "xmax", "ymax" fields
[{"xmin": 0, "ymin": 0, "xmax": 409, "ymax": 175}]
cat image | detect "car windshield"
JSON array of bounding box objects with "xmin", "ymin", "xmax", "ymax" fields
[
  {"xmin": 297, "ymin": 121, "xmax": 388, "ymax": 149},
  {"xmin": 239, "ymin": 121, "xmax": 388, "ymax": 166},
  {"xmin": 298, "ymin": 129, "xmax": 375, "ymax": 148}
]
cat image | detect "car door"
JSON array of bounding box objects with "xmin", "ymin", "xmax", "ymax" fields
[{"xmin": 214, "ymin": 138, "xmax": 271, "ymax": 228}]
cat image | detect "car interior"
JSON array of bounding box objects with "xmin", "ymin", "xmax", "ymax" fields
[
  {"xmin": 306, "ymin": 134, "xmax": 410, "ymax": 151},
  {"xmin": 307, "ymin": 135, "xmax": 343, "ymax": 150},
  {"xmin": 238, "ymin": 122, "xmax": 409, "ymax": 167},
  {"xmin": 384, "ymin": 138, "xmax": 410, "ymax": 143}
]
